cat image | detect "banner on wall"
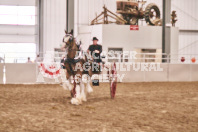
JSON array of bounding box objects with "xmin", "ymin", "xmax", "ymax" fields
[
  {"xmin": 36, "ymin": 51, "xmax": 61, "ymax": 82},
  {"xmin": 130, "ymin": 25, "xmax": 139, "ymax": 30},
  {"xmin": 38, "ymin": 62, "xmax": 61, "ymax": 79}
]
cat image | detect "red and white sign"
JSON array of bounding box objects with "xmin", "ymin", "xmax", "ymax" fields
[
  {"xmin": 38, "ymin": 63, "xmax": 61, "ymax": 79},
  {"xmin": 130, "ymin": 25, "xmax": 139, "ymax": 30}
]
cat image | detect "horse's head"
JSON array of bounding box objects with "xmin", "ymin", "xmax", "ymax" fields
[
  {"xmin": 64, "ymin": 29, "xmax": 80, "ymax": 59},
  {"xmin": 63, "ymin": 29, "xmax": 74, "ymax": 48}
]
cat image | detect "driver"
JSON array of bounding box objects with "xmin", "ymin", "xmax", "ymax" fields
[{"xmin": 87, "ymin": 37, "xmax": 102, "ymax": 63}]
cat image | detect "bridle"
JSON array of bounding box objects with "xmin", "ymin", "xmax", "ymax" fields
[{"xmin": 66, "ymin": 35, "xmax": 81, "ymax": 52}]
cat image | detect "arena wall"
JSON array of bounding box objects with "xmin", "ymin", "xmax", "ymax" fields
[
  {"xmin": 191, "ymin": 65, "xmax": 198, "ymax": 82},
  {"xmin": 5, "ymin": 63, "xmax": 37, "ymax": 84},
  {"xmin": 116, "ymin": 64, "xmax": 198, "ymax": 82},
  {"xmin": 0, "ymin": 63, "xmax": 197, "ymax": 84},
  {"xmin": 116, "ymin": 63, "xmax": 167, "ymax": 82},
  {"xmin": 145, "ymin": 64, "xmax": 168, "ymax": 82},
  {"xmin": 0, "ymin": 64, "xmax": 3, "ymax": 84},
  {"xmin": 168, "ymin": 64, "xmax": 191, "ymax": 82}
]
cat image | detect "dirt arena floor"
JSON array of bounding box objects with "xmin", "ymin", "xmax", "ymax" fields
[{"xmin": 0, "ymin": 82, "xmax": 198, "ymax": 132}]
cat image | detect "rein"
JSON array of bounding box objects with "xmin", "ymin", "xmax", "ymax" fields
[{"xmin": 68, "ymin": 48, "xmax": 76, "ymax": 51}]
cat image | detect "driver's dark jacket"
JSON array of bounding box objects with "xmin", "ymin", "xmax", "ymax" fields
[{"xmin": 88, "ymin": 44, "xmax": 102, "ymax": 63}]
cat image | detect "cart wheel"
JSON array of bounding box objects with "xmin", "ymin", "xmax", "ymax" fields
[{"xmin": 110, "ymin": 63, "xmax": 117, "ymax": 99}]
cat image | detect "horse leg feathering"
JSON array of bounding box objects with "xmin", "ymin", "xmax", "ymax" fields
[
  {"xmin": 71, "ymin": 84, "xmax": 82, "ymax": 105},
  {"xmin": 63, "ymin": 77, "xmax": 73, "ymax": 91},
  {"xmin": 80, "ymin": 81, "xmax": 87, "ymax": 102},
  {"xmin": 87, "ymin": 77, "xmax": 93, "ymax": 93}
]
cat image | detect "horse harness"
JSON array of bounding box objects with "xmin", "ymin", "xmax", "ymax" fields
[{"xmin": 65, "ymin": 58, "xmax": 81, "ymax": 75}]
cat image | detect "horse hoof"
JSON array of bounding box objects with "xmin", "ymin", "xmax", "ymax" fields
[
  {"xmin": 71, "ymin": 98, "xmax": 78, "ymax": 105},
  {"xmin": 77, "ymin": 98, "xmax": 82, "ymax": 104},
  {"xmin": 81, "ymin": 97, "xmax": 87, "ymax": 102},
  {"xmin": 71, "ymin": 98, "xmax": 82, "ymax": 105}
]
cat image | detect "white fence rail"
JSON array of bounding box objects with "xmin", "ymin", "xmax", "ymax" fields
[{"xmin": 0, "ymin": 52, "xmax": 198, "ymax": 64}]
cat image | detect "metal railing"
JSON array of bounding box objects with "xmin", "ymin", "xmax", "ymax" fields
[{"xmin": 0, "ymin": 52, "xmax": 198, "ymax": 64}]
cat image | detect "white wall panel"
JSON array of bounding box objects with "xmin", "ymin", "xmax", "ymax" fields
[
  {"xmin": 172, "ymin": 0, "xmax": 198, "ymax": 30},
  {"xmin": 0, "ymin": 35, "xmax": 36, "ymax": 43},
  {"xmin": 42, "ymin": 0, "xmax": 66, "ymax": 52},
  {"xmin": 0, "ymin": 0, "xmax": 36, "ymax": 6},
  {"xmin": 0, "ymin": 0, "xmax": 38, "ymax": 46},
  {"xmin": 0, "ymin": 25, "xmax": 35, "ymax": 35},
  {"xmin": 102, "ymin": 25, "xmax": 162, "ymax": 51},
  {"xmin": 178, "ymin": 32, "xmax": 198, "ymax": 55},
  {"xmin": 171, "ymin": 0, "xmax": 198, "ymax": 55}
]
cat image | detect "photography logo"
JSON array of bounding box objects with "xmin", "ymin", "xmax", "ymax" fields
[{"xmin": 36, "ymin": 51, "xmax": 164, "ymax": 83}]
